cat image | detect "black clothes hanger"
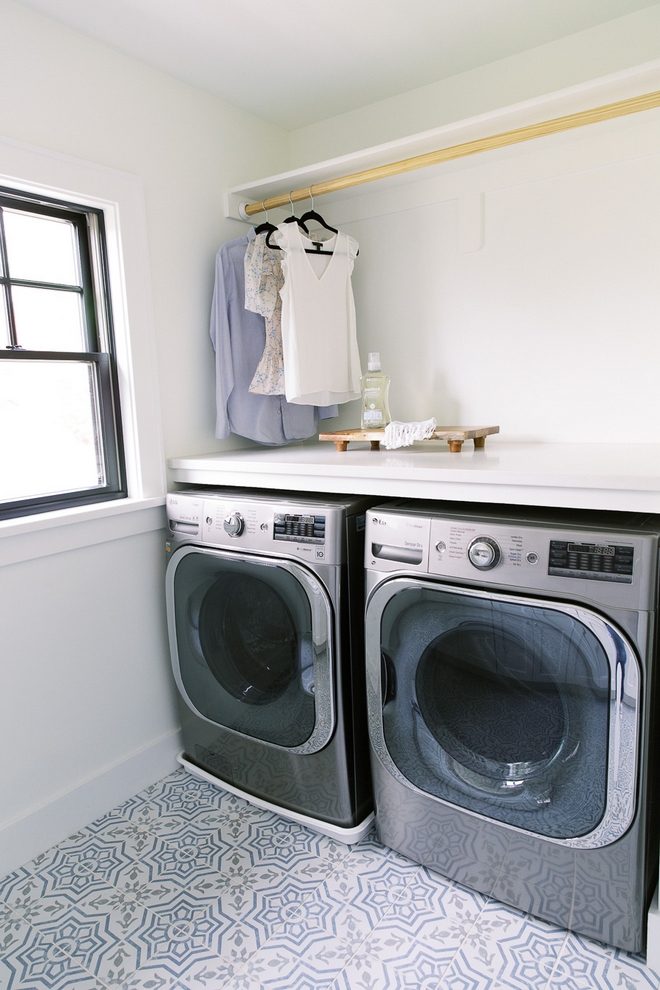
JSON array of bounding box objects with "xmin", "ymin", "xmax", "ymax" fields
[
  {"xmin": 265, "ymin": 227, "xmax": 334, "ymax": 255},
  {"xmin": 297, "ymin": 196, "xmax": 338, "ymax": 255},
  {"xmin": 254, "ymin": 203, "xmax": 292, "ymax": 240},
  {"xmin": 254, "ymin": 219, "xmax": 278, "ymax": 237},
  {"xmin": 266, "ymin": 221, "xmax": 335, "ymax": 255},
  {"xmin": 264, "ymin": 193, "xmax": 311, "ymax": 250},
  {"xmin": 298, "ymin": 207, "xmax": 338, "ymax": 236},
  {"xmin": 297, "ymin": 193, "xmax": 358, "ymax": 257}
]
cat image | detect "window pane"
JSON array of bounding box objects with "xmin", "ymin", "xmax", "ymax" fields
[
  {"xmin": 3, "ymin": 210, "xmax": 81, "ymax": 285},
  {"xmin": 0, "ymin": 360, "xmax": 104, "ymax": 502},
  {"xmin": 0, "ymin": 292, "xmax": 9, "ymax": 348},
  {"xmin": 12, "ymin": 285, "xmax": 86, "ymax": 351}
]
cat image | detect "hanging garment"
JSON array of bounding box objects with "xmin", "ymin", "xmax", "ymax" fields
[
  {"xmin": 209, "ymin": 231, "xmax": 337, "ymax": 445},
  {"xmin": 275, "ymin": 222, "xmax": 362, "ymax": 407},
  {"xmin": 244, "ymin": 231, "xmax": 285, "ymax": 395}
]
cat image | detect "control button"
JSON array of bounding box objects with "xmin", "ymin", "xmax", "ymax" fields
[
  {"xmin": 467, "ymin": 536, "xmax": 501, "ymax": 570},
  {"xmin": 526, "ymin": 551, "xmax": 539, "ymax": 564},
  {"xmin": 223, "ymin": 511, "xmax": 245, "ymax": 538},
  {"xmin": 205, "ymin": 516, "xmax": 212, "ymax": 526},
  {"xmin": 435, "ymin": 541, "xmax": 446, "ymax": 553}
]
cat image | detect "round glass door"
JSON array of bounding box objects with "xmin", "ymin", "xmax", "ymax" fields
[
  {"xmin": 198, "ymin": 571, "xmax": 300, "ymax": 705},
  {"xmin": 168, "ymin": 546, "xmax": 335, "ymax": 753},
  {"xmin": 370, "ymin": 581, "xmax": 639, "ymax": 844},
  {"xmin": 415, "ymin": 622, "xmax": 569, "ymax": 788}
]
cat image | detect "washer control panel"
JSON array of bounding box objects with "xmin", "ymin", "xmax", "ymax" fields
[
  {"xmin": 166, "ymin": 492, "xmax": 341, "ymax": 565},
  {"xmin": 274, "ymin": 512, "xmax": 326, "ymax": 545}
]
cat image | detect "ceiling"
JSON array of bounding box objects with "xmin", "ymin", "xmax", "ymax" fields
[{"xmin": 14, "ymin": 0, "xmax": 660, "ymax": 130}]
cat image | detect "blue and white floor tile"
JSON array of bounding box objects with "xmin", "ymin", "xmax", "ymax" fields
[{"xmin": 1, "ymin": 768, "xmax": 659, "ymax": 990}]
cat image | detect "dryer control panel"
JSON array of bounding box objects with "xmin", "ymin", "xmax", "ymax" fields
[
  {"xmin": 548, "ymin": 540, "xmax": 634, "ymax": 583},
  {"xmin": 365, "ymin": 506, "xmax": 656, "ymax": 611}
]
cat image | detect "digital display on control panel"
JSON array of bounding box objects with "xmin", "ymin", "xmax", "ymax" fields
[
  {"xmin": 549, "ymin": 540, "xmax": 634, "ymax": 583},
  {"xmin": 273, "ymin": 513, "xmax": 325, "ymax": 544}
]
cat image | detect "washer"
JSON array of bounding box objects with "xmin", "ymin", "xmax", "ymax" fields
[
  {"xmin": 166, "ymin": 488, "xmax": 374, "ymax": 843},
  {"xmin": 364, "ymin": 501, "xmax": 660, "ymax": 951}
]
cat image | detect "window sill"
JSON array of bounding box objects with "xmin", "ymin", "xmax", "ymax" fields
[{"xmin": 0, "ymin": 495, "xmax": 167, "ymax": 567}]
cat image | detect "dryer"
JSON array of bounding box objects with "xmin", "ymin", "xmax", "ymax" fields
[
  {"xmin": 166, "ymin": 488, "xmax": 373, "ymax": 842},
  {"xmin": 364, "ymin": 501, "xmax": 660, "ymax": 951}
]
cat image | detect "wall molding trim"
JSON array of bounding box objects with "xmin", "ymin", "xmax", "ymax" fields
[{"xmin": 0, "ymin": 728, "xmax": 181, "ymax": 876}]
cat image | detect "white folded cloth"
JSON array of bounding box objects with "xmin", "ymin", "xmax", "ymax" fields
[{"xmin": 383, "ymin": 417, "xmax": 437, "ymax": 449}]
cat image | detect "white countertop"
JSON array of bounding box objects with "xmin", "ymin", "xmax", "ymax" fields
[{"xmin": 168, "ymin": 441, "xmax": 660, "ymax": 513}]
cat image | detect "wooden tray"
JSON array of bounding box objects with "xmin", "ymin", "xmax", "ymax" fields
[{"xmin": 319, "ymin": 425, "xmax": 499, "ymax": 452}]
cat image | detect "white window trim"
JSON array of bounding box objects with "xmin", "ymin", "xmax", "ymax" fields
[{"xmin": 0, "ymin": 135, "xmax": 166, "ymax": 561}]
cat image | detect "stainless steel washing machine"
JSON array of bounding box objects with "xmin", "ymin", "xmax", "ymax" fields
[
  {"xmin": 166, "ymin": 487, "xmax": 374, "ymax": 842},
  {"xmin": 364, "ymin": 501, "xmax": 660, "ymax": 951}
]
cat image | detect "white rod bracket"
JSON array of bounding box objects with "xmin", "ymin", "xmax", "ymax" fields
[{"xmin": 224, "ymin": 191, "xmax": 259, "ymax": 223}]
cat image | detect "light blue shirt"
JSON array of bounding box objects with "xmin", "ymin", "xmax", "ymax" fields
[{"xmin": 210, "ymin": 233, "xmax": 338, "ymax": 445}]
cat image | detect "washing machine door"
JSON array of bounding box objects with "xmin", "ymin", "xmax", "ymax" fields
[
  {"xmin": 366, "ymin": 578, "xmax": 641, "ymax": 848},
  {"xmin": 167, "ymin": 545, "xmax": 335, "ymax": 754}
]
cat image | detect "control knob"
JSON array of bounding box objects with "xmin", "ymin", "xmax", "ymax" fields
[
  {"xmin": 223, "ymin": 511, "xmax": 245, "ymax": 538},
  {"xmin": 467, "ymin": 536, "xmax": 501, "ymax": 570}
]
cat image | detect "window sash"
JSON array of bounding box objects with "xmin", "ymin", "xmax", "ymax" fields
[
  {"xmin": 0, "ymin": 187, "xmax": 126, "ymax": 519},
  {"xmin": 0, "ymin": 349, "xmax": 125, "ymax": 519}
]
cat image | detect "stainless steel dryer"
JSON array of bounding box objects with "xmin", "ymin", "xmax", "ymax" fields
[
  {"xmin": 166, "ymin": 487, "xmax": 374, "ymax": 842},
  {"xmin": 364, "ymin": 501, "xmax": 660, "ymax": 951}
]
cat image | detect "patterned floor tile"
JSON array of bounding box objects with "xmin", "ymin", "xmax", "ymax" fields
[
  {"xmin": 0, "ymin": 866, "xmax": 111, "ymax": 931},
  {"xmin": 549, "ymin": 933, "xmax": 660, "ymax": 990},
  {"xmin": 119, "ymin": 974, "xmax": 191, "ymax": 990},
  {"xmin": 291, "ymin": 868, "xmax": 397, "ymax": 947},
  {"xmin": 126, "ymin": 770, "xmax": 230, "ymax": 817},
  {"xmin": 386, "ymin": 869, "xmax": 488, "ymax": 939},
  {"xmin": 238, "ymin": 923, "xmax": 355, "ymax": 990},
  {"xmin": 0, "ymin": 903, "xmax": 34, "ymax": 968},
  {"xmin": 330, "ymin": 926, "xmax": 449, "ymax": 990},
  {"xmin": 339, "ymin": 834, "xmax": 420, "ymax": 887},
  {"xmin": 55, "ymin": 819, "xmax": 166, "ymax": 894},
  {"xmin": 178, "ymin": 863, "xmax": 324, "ymax": 964},
  {"xmin": 29, "ymin": 900, "xmax": 152, "ymax": 988},
  {"xmin": 117, "ymin": 929, "xmax": 226, "ymax": 989},
  {"xmin": 0, "ymin": 918, "xmax": 106, "ymax": 990},
  {"xmin": 3, "ymin": 769, "xmax": 657, "ymax": 990},
  {"xmin": 138, "ymin": 802, "xmax": 276, "ymax": 851},
  {"xmin": 243, "ymin": 819, "xmax": 348, "ymax": 873},
  {"xmin": 440, "ymin": 903, "xmax": 566, "ymax": 990},
  {"xmin": 602, "ymin": 956, "xmax": 660, "ymax": 990},
  {"xmin": 134, "ymin": 868, "xmax": 231, "ymax": 920},
  {"xmin": 25, "ymin": 849, "xmax": 112, "ymax": 902},
  {"xmin": 219, "ymin": 972, "xmax": 265, "ymax": 990}
]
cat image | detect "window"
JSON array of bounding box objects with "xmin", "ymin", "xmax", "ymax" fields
[{"xmin": 0, "ymin": 188, "xmax": 125, "ymax": 519}]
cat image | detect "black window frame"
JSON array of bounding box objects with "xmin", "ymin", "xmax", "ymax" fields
[{"xmin": 0, "ymin": 187, "xmax": 126, "ymax": 519}]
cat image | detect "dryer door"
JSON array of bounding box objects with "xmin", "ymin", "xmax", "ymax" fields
[
  {"xmin": 366, "ymin": 578, "xmax": 641, "ymax": 849},
  {"xmin": 167, "ymin": 546, "xmax": 335, "ymax": 754}
]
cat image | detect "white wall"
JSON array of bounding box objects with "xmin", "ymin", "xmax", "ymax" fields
[
  {"xmin": 289, "ymin": 5, "xmax": 660, "ymax": 166},
  {"xmin": 0, "ymin": 0, "xmax": 290, "ymax": 872},
  {"xmin": 335, "ymin": 117, "xmax": 660, "ymax": 442},
  {"xmin": 283, "ymin": 18, "xmax": 660, "ymax": 443},
  {"xmin": 0, "ymin": 0, "xmax": 289, "ymax": 462}
]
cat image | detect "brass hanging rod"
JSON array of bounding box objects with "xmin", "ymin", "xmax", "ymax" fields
[{"xmin": 244, "ymin": 89, "xmax": 660, "ymax": 217}]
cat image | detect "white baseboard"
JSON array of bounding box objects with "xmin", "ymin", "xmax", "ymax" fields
[{"xmin": 0, "ymin": 729, "xmax": 181, "ymax": 877}]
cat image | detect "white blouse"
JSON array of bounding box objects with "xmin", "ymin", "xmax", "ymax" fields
[{"xmin": 275, "ymin": 222, "xmax": 361, "ymax": 406}]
